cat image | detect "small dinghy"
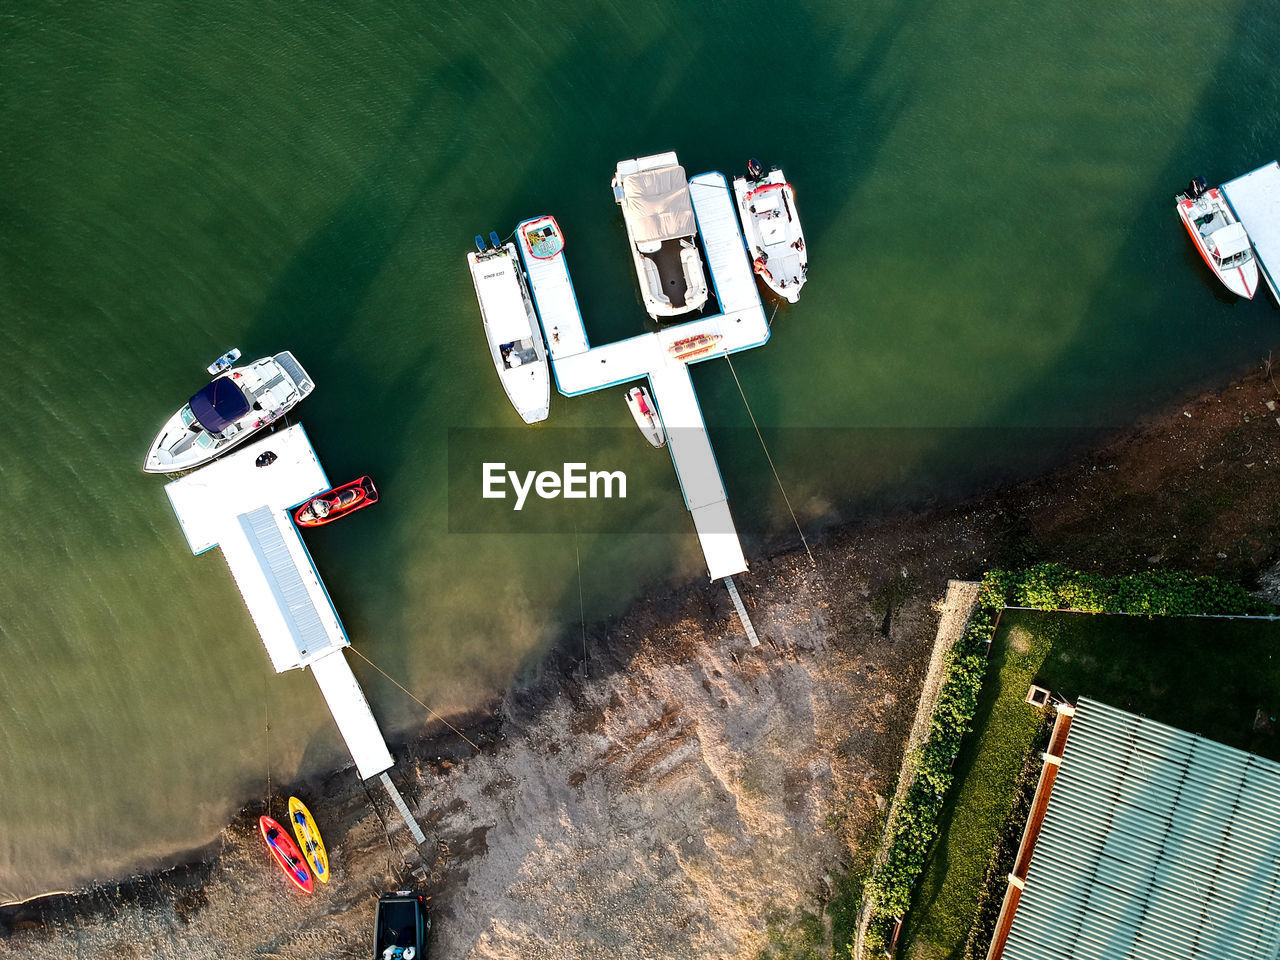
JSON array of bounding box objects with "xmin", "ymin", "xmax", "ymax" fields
[
  {"xmin": 294, "ymin": 476, "xmax": 378, "ymax": 527},
  {"xmin": 1175, "ymin": 176, "xmax": 1258, "ymax": 299},
  {"xmin": 288, "ymin": 796, "xmax": 330, "ymax": 884},
  {"xmin": 625, "ymin": 386, "xmax": 666, "ymax": 447},
  {"xmin": 667, "ymin": 332, "xmax": 722, "ymax": 362},
  {"xmin": 259, "ymin": 815, "xmax": 313, "ymax": 894},
  {"xmin": 733, "ymin": 159, "xmax": 807, "ymax": 303},
  {"xmin": 522, "ymin": 216, "xmax": 564, "ymax": 260}
]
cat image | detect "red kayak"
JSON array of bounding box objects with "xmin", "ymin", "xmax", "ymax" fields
[
  {"xmin": 294, "ymin": 476, "xmax": 378, "ymax": 527},
  {"xmin": 259, "ymin": 815, "xmax": 314, "ymax": 894}
]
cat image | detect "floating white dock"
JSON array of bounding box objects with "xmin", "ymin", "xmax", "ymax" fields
[
  {"xmin": 516, "ymin": 169, "xmax": 771, "ymax": 581},
  {"xmin": 1223, "ymin": 161, "xmax": 1280, "ymax": 303},
  {"xmin": 164, "ymin": 425, "xmax": 394, "ymax": 781}
]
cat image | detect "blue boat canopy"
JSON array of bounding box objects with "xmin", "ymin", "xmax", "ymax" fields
[{"xmin": 189, "ymin": 378, "xmax": 251, "ymax": 433}]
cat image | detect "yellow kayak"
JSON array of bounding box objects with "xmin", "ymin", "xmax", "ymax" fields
[{"xmin": 287, "ymin": 796, "xmax": 330, "ymax": 884}]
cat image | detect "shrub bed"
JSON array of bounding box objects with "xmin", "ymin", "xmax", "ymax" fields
[{"xmin": 859, "ymin": 564, "xmax": 1266, "ymax": 954}]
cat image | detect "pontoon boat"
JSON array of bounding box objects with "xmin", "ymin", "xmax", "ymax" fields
[{"xmin": 612, "ymin": 152, "xmax": 709, "ymax": 321}]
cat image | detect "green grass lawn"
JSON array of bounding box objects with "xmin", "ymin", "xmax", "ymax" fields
[{"xmin": 900, "ymin": 610, "xmax": 1280, "ymax": 960}]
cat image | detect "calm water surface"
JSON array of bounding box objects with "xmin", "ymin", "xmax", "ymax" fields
[{"xmin": 2, "ymin": 0, "xmax": 1278, "ymax": 899}]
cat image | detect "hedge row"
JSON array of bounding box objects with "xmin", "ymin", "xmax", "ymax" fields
[{"xmin": 860, "ymin": 564, "xmax": 1267, "ymax": 954}]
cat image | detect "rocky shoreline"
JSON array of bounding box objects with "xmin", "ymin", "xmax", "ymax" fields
[{"xmin": 7, "ymin": 361, "xmax": 1280, "ymax": 958}]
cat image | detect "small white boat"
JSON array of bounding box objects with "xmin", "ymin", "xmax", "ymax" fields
[
  {"xmin": 733, "ymin": 159, "xmax": 807, "ymax": 303},
  {"xmin": 612, "ymin": 152, "xmax": 710, "ymax": 321},
  {"xmin": 1176, "ymin": 176, "xmax": 1258, "ymax": 299},
  {"xmin": 625, "ymin": 386, "xmax": 666, "ymax": 448},
  {"xmin": 521, "ymin": 215, "xmax": 564, "ymax": 261},
  {"xmin": 143, "ymin": 351, "xmax": 314, "ymax": 474},
  {"xmin": 466, "ymin": 234, "xmax": 550, "ymax": 424}
]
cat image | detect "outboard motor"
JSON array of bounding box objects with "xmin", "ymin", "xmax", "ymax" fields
[
  {"xmin": 746, "ymin": 157, "xmax": 763, "ymax": 182},
  {"xmin": 1188, "ymin": 176, "xmax": 1208, "ymax": 199},
  {"xmin": 474, "ymin": 234, "xmax": 486, "ymax": 252}
]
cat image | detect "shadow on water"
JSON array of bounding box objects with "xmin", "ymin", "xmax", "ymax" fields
[
  {"xmin": 245, "ymin": 59, "xmax": 490, "ymax": 722},
  {"xmin": 735, "ymin": 0, "xmax": 1280, "ymax": 567},
  {"xmin": 241, "ymin": 0, "xmax": 928, "ymax": 764},
  {"xmin": 986, "ymin": 12, "xmax": 1280, "ymax": 418},
  {"xmin": 477, "ymin": 0, "xmax": 928, "ymax": 685}
]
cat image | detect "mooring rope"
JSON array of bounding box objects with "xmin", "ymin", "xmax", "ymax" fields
[
  {"xmin": 722, "ymin": 350, "xmax": 816, "ymax": 568},
  {"xmin": 573, "ymin": 523, "xmax": 588, "ymax": 677},
  {"xmin": 347, "ymin": 646, "xmax": 481, "ymax": 752},
  {"xmin": 263, "ymin": 673, "xmax": 272, "ymax": 814}
]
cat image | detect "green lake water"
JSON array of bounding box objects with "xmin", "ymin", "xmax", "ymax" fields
[{"xmin": 2, "ymin": 0, "xmax": 1278, "ymax": 900}]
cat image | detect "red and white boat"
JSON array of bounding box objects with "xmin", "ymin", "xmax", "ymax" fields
[
  {"xmin": 625, "ymin": 386, "xmax": 666, "ymax": 448},
  {"xmin": 294, "ymin": 476, "xmax": 378, "ymax": 527},
  {"xmin": 733, "ymin": 159, "xmax": 807, "ymax": 303},
  {"xmin": 1176, "ymin": 176, "xmax": 1258, "ymax": 299}
]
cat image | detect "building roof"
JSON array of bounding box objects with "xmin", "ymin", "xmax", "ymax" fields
[{"xmin": 1003, "ymin": 697, "xmax": 1280, "ymax": 960}]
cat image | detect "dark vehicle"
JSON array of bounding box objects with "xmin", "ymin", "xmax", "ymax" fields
[{"xmin": 374, "ymin": 890, "xmax": 430, "ymax": 959}]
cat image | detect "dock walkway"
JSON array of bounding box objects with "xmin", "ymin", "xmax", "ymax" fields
[
  {"xmin": 165, "ymin": 425, "xmax": 394, "ymax": 781},
  {"xmin": 515, "ymin": 171, "xmax": 770, "ymax": 581},
  {"xmin": 1223, "ymin": 161, "xmax": 1280, "ymax": 303}
]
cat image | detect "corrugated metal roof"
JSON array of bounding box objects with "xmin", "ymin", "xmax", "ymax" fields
[{"xmin": 1003, "ymin": 697, "xmax": 1280, "ymax": 960}]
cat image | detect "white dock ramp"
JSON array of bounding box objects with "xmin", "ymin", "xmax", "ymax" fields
[
  {"xmin": 1223, "ymin": 161, "xmax": 1280, "ymax": 303},
  {"xmin": 164, "ymin": 425, "xmax": 395, "ymax": 782}
]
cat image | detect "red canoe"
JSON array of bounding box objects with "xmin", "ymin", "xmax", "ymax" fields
[
  {"xmin": 294, "ymin": 476, "xmax": 378, "ymax": 527},
  {"xmin": 259, "ymin": 815, "xmax": 314, "ymax": 894}
]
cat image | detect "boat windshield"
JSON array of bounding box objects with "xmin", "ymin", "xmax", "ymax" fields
[
  {"xmin": 189, "ymin": 378, "xmax": 251, "ymax": 433},
  {"xmin": 1216, "ymin": 249, "xmax": 1253, "ymax": 268}
]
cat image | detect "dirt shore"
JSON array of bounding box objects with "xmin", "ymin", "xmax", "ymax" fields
[{"xmin": 6, "ymin": 362, "xmax": 1280, "ymax": 959}]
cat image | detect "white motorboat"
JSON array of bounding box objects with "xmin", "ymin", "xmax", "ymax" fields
[
  {"xmin": 625, "ymin": 386, "xmax": 666, "ymax": 448},
  {"xmin": 1176, "ymin": 176, "xmax": 1258, "ymax": 299},
  {"xmin": 467, "ymin": 233, "xmax": 550, "ymax": 424},
  {"xmin": 612, "ymin": 152, "xmax": 710, "ymax": 321},
  {"xmin": 143, "ymin": 351, "xmax": 314, "ymax": 474},
  {"xmin": 733, "ymin": 159, "xmax": 807, "ymax": 303}
]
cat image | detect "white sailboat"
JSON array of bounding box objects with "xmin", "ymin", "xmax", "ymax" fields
[
  {"xmin": 612, "ymin": 152, "xmax": 710, "ymax": 321},
  {"xmin": 466, "ymin": 234, "xmax": 551, "ymax": 424},
  {"xmin": 625, "ymin": 386, "xmax": 666, "ymax": 448}
]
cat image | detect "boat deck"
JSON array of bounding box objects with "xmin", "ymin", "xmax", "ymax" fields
[
  {"xmin": 516, "ymin": 170, "xmax": 767, "ymax": 580},
  {"xmin": 1222, "ymin": 161, "xmax": 1280, "ymax": 303},
  {"xmin": 164, "ymin": 424, "xmax": 394, "ymax": 780}
]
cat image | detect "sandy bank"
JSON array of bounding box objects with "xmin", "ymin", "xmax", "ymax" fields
[{"xmin": 7, "ymin": 360, "xmax": 1280, "ymax": 959}]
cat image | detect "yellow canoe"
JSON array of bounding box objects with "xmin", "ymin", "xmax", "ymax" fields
[{"xmin": 287, "ymin": 796, "xmax": 330, "ymax": 884}]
